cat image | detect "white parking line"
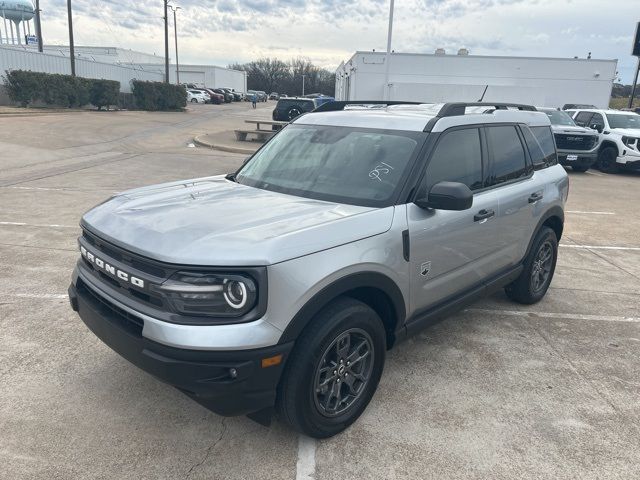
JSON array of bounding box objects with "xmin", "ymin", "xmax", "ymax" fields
[
  {"xmin": 585, "ymin": 170, "xmax": 605, "ymax": 177},
  {"xmin": 560, "ymin": 244, "xmax": 640, "ymax": 251},
  {"xmin": 296, "ymin": 435, "xmax": 317, "ymax": 480},
  {"xmin": 0, "ymin": 221, "xmax": 77, "ymax": 229},
  {"xmin": 466, "ymin": 308, "xmax": 640, "ymax": 323},
  {"xmin": 566, "ymin": 210, "xmax": 615, "ymax": 215},
  {"xmin": 4, "ymin": 293, "xmax": 68, "ymax": 299}
]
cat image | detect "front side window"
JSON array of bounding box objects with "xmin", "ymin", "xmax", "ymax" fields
[
  {"xmin": 486, "ymin": 126, "xmax": 527, "ymax": 184},
  {"xmin": 237, "ymin": 125, "xmax": 421, "ymax": 207},
  {"xmin": 421, "ymin": 128, "xmax": 483, "ymax": 194},
  {"xmin": 590, "ymin": 113, "xmax": 605, "ymax": 130},
  {"xmin": 574, "ymin": 112, "xmax": 594, "ymax": 127},
  {"xmin": 606, "ymin": 114, "xmax": 640, "ymax": 129}
]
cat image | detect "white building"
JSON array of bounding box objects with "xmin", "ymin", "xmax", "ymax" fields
[
  {"xmin": 0, "ymin": 44, "xmax": 246, "ymax": 93},
  {"xmin": 335, "ymin": 51, "xmax": 618, "ymax": 108}
]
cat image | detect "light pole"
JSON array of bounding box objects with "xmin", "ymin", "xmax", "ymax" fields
[
  {"xmin": 67, "ymin": 0, "xmax": 75, "ymax": 76},
  {"xmin": 168, "ymin": 4, "xmax": 181, "ymax": 85},
  {"xmin": 35, "ymin": 0, "xmax": 43, "ymax": 52},
  {"xmin": 163, "ymin": 0, "xmax": 169, "ymax": 83},
  {"xmin": 383, "ymin": 0, "xmax": 395, "ymax": 100},
  {"xmin": 301, "ymin": 74, "xmax": 306, "ymax": 96}
]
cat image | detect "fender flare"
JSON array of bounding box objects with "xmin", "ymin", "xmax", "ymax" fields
[
  {"xmin": 278, "ymin": 271, "xmax": 406, "ymax": 345},
  {"xmin": 523, "ymin": 206, "xmax": 564, "ymax": 260}
]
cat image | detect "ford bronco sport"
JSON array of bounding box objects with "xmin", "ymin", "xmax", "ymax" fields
[{"xmin": 69, "ymin": 101, "xmax": 568, "ymax": 438}]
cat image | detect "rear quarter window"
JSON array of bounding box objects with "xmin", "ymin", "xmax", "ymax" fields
[{"xmin": 528, "ymin": 126, "xmax": 558, "ymax": 168}]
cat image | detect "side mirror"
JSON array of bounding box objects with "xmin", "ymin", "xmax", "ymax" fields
[
  {"xmin": 414, "ymin": 181, "xmax": 473, "ymax": 211},
  {"xmin": 590, "ymin": 124, "xmax": 603, "ymax": 133}
]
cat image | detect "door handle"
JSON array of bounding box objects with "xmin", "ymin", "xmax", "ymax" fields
[
  {"xmin": 528, "ymin": 192, "xmax": 543, "ymax": 203},
  {"xmin": 474, "ymin": 209, "xmax": 495, "ymax": 222}
]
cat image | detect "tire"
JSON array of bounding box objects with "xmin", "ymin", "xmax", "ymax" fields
[
  {"xmin": 287, "ymin": 107, "xmax": 302, "ymax": 120},
  {"xmin": 572, "ymin": 165, "xmax": 589, "ymax": 172},
  {"xmin": 505, "ymin": 226, "xmax": 558, "ymax": 304},
  {"xmin": 276, "ymin": 297, "xmax": 386, "ymax": 438},
  {"xmin": 598, "ymin": 146, "xmax": 619, "ymax": 174},
  {"xmin": 190, "ymin": 98, "xmax": 198, "ymax": 103}
]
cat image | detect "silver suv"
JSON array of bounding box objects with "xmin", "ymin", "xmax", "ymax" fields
[{"xmin": 68, "ymin": 102, "xmax": 568, "ymax": 438}]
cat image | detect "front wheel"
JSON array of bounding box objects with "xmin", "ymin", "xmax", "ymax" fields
[
  {"xmin": 190, "ymin": 98, "xmax": 198, "ymax": 103},
  {"xmin": 598, "ymin": 147, "xmax": 619, "ymax": 174},
  {"xmin": 505, "ymin": 226, "xmax": 558, "ymax": 304},
  {"xmin": 276, "ymin": 297, "xmax": 386, "ymax": 438}
]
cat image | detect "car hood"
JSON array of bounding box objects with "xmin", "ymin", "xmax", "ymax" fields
[
  {"xmin": 610, "ymin": 128, "xmax": 640, "ymax": 137},
  {"xmin": 81, "ymin": 175, "xmax": 394, "ymax": 266},
  {"xmin": 550, "ymin": 125, "xmax": 596, "ymax": 135}
]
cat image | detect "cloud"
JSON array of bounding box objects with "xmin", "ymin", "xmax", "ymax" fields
[{"xmin": 33, "ymin": 0, "xmax": 639, "ymax": 82}]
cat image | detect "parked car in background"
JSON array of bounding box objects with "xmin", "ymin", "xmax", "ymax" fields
[
  {"xmin": 256, "ymin": 91, "xmax": 268, "ymax": 102},
  {"xmin": 191, "ymin": 89, "xmax": 213, "ymax": 104},
  {"xmin": 187, "ymin": 90, "xmax": 208, "ymax": 104},
  {"xmin": 571, "ymin": 109, "xmax": 640, "ymax": 173},
  {"xmin": 203, "ymin": 88, "xmax": 224, "ymax": 105},
  {"xmin": 269, "ymin": 92, "xmax": 279, "ymax": 100},
  {"xmin": 538, "ymin": 108, "xmax": 599, "ymax": 172},
  {"xmin": 272, "ymin": 97, "xmax": 317, "ymax": 121},
  {"xmin": 212, "ymin": 88, "xmax": 233, "ymax": 103},
  {"xmin": 222, "ymin": 88, "xmax": 243, "ymax": 101}
]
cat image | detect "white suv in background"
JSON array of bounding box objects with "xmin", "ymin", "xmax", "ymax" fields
[
  {"xmin": 571, "ymin": 109, "xmax": 640, "ymax": 173},
  {"xmin": 187, "ymin": 90, "xmax": 209, "ymax": 104}
]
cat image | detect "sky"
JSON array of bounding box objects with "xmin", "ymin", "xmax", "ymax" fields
[{"xmin": 29, "ymin": 0, "xmax": 640, "ymax": 82}]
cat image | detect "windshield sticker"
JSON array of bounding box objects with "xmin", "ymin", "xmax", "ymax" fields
[{"xmin": 369, "ymin": 162, "xmax": 394, "ymax": 182}]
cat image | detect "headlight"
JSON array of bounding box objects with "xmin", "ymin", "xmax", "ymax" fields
[
  {"xmin": 153, "ymin": 271, "xmax": 258, "ymax": 317},
  {"xmin": 622, "ymin": 137, "xmax": 640, "ymax": 150}
]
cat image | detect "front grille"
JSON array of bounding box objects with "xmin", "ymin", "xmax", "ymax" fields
[
  {"xmin": 77, "ymin": 279, "xmax": 144, "ymax": 337},
  {"xmin": 554, "ymin": 134, "xmax": 597, "ymax": 151},
  {"xmin": 82, "ymin": 230, "xmax": 167, "ymax": 278}
]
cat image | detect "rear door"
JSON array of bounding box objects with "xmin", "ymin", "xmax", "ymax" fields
[
  {"xmin": 407, "ymin": 126, "xmax": 503, "ymax": 315},
  {"xmin": 484, "ymin": 125, "xmax": 547, "ymax": 267}
]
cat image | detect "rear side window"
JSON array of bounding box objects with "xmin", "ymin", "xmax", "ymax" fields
[
  {"xmin": 527, "ymin": 126, "xmax": 557, "ymax": 168},
  {"xmin": 422, "ymin": 128, "xmax": 483, "ymax": 193},
  {"xmin": 590, "ymin": 113, "xmax": 605, "ymax": 129},
  {"xmin": 486, "ymin": 126, "xmax": 527, "ymax": 184},
  {"xmin": 574, "ymin": 112, "xmax": 594, "ymax": 127}
]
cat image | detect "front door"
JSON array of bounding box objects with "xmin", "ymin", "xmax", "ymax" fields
[{"xmin": 407, "ymin": 126, "xmax": 503, "ymax": 316}]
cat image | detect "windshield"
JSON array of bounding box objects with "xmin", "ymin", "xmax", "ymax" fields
[
  {"xmin": 542, "ymin": 109, "xmax": 576, "ymax": 126},
  {"xmin": 606, "ymin": 114, "xmax": 640, "ymax": 130},
  {"xmin": 236, "ymin": 125, "xmax": 422, "ymax": 207}
]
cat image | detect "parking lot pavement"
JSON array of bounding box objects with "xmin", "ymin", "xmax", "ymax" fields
[{"xmin": 1, "ymin": 109, "xmax": 639, "ymax": 479}]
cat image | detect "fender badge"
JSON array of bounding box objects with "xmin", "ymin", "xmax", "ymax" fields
[{"xmin": 420, "ymin": 261, "xmax": 432, "ymax": 277}]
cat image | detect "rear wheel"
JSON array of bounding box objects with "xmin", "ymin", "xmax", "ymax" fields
[
  {"xmin": 276, "ymin": 297, "xmax": 386, "ymax": 438},
  {"xmin": 505, "ymin": 226, "xmax": 558, "ymax": 304},
  {"xmin": 598, "ymin": 146, "xmax": 619, "ymax": 173},
  {"xmin": 190, "ymin": 98, "xmax": 198, "ymax": 103}
]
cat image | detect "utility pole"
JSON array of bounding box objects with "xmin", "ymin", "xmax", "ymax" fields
[
  {"xmin": 629, "ymin": 58, "xmax": 640, "ymax": 109},
  {"xmin": 35, "ymin": 0, "xmax": 43, "ymax": 52},
  {"xmin": 163, "ymin": 0, "xmax": 169, "ymax": 83},
  {"xmin": 169, "ymin": 5, "xmax": 181, "ymax": 85},
  {"xmin": 383, "ymin": 0, "xmax": 395, "ymax": 100},
  {"xmin": 301, "ymin": 74, "xmax": 306, "ymax": 96},
  {"xmin": 67, "ymin": 0, "xmax": 75, "ymax": 76}
]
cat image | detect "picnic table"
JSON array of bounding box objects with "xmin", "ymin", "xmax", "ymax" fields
[{"xmin": 234, "ymin": 119, "xmax": 288, "ymax": 142}]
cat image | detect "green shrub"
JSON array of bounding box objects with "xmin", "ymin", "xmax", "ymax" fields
[
  {"xmin": 131, "ymin": 80, "xmax": 186, "ymax": 111},
  {"xmin": 1, "ymin": 70, "xmax": 121, "ymax": 108},
  {"xmin": 3, "ymin": 69, "xmax": 42, "ymax": 107},
  {"xmin": 90, "ymin": 79, "xmax": 120, "ymax": 110}
]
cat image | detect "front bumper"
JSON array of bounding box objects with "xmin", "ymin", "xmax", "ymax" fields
[
  {"xmin": 617, "ymin": 152, "xmax": 640, "ymax": 169},
  {"xmin": 69, "ymin": 279, "xmax": 293, "ymax": 416},
  {"xmin": 557, "ymin": 151, "xmax": 597, "ymax": 168}
]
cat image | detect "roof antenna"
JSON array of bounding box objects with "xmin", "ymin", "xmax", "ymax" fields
[{"xmin": 478, "ymin": 85, "xmax": 488, "ymax": 102}]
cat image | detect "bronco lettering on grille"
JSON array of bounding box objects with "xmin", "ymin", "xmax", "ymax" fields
[{"xmin": 80, "ymin": 245, "xmax": 145, "ymax": 288}]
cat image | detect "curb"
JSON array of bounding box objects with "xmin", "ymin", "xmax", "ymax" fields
[{"xmin": 193, "ymin": 135, "xmax": 256, "ymax": 155}]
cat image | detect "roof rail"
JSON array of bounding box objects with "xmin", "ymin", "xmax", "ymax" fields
[
  {"xmin": 438, "ymin": 102, "xmax": 537, "ymax": 117},
  {"xmin": 313, "ymin": 100, "xmax": 421, "ymax": 113}
]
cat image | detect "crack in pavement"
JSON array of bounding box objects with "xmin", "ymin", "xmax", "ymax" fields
[{"xmin": 185, "ymin": 418, "xmax": 228, "ymax": 478}]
